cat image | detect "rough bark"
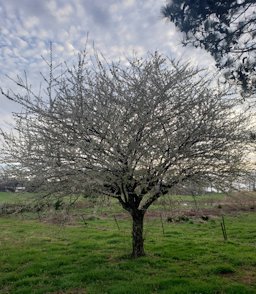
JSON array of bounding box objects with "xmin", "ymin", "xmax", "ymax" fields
[{"xmin": 131, "ymin": 209, "xmax": 145, "ymax": 258}]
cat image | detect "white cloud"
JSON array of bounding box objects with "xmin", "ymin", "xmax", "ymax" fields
[
  {"xmin": 123, "ymin": 0, "xmax": 135, "ymax": 8},
  {"xmin": 110, "ymin": 4, "xmax": 119, "ymax": 14},
  {"xmin": 45, "ymin": 0, "xmax": 57, "ymax": 14},
  {"xmin": 23, "ymin": 16, "xmax": 39, "ymax": 29},
  {"xmin": 15, "ymin": 38, "xmax": 28, "ymax": 48},
  {"xmin": 55, "ymin": 3, "xmax": 74, "ymax": 23}
]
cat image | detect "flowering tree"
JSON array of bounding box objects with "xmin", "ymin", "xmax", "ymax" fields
[{"xmin": 1, "ymin": 52, "xmax": 248, "ymax": 257}]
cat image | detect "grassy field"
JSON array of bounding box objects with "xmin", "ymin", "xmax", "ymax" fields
[
  {"xmin": 0, "ymin": 192, "xmax": 256, "ymax": 293},
  {"xmin": 0, "ymin": 192, "xmax": 35, "ymax": 204}
]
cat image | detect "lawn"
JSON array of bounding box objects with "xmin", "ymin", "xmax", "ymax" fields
[
  {"xmin": 0, "ymin": 192, "xmax": 33, "ymax": 204},
  {"xmin": 0, "ymin": 192, "xmax": 256, "ymax": 293}
]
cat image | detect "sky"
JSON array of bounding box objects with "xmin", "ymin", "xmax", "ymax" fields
[{"xmin": 0, "ymin": 0, "xmax": 215, "ymax": 128}]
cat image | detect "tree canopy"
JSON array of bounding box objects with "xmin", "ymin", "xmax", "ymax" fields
[
  {"xmin": 162, "ymin": 0, "xmax": 256, "ymax": 95},
  {"xmin": 0, "ymin": 51, "xmax": 249, "ymax": 257}
]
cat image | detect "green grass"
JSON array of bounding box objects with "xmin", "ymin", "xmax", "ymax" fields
[
  {"xmin": 0, "ymin": 211, "xmax": 256, "ymax": 293},
  {"xmin": 0, "ymin": 191, "xmax": 224, "ymax": 203},
  {"xmin": 0, "ymin": 192, "xmax": 33, "ymax": 204}
]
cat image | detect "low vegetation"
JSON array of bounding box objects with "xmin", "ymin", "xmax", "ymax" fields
[{"xmin": 0, "ymin": 192, "xmax": 256, "ymax": 293}]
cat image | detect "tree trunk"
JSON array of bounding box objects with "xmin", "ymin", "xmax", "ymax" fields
[{"xmin": 131, "ymin": 210, "xmax": 145, "ymax": 258}]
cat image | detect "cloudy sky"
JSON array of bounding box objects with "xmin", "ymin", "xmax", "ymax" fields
[{"xmin": 0, "ymin": 0, "xmax": 215, "ymax": 127}]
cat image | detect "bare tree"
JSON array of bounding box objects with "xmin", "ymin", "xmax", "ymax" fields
[{"xmin": 0, "ymin": 51, "xmax": 249, "ymax": 257}]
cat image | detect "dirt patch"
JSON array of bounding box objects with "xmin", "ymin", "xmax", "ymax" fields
[{"xmin": 239, "ymin": 270, "xmax": 256, "ymax": 286}]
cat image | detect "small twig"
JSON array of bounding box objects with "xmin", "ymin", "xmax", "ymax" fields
[
  {"xmin": 114, "ymin": 215, "xmax": 120, "ymax": 230},
  {"xmin": 160, "ymin": 213, "xmax": 165, "ymax": 236},
  {"xmin": 220, "ymin": 215, "xmax": 228, "ymax": 241},
  {"xmin": 37, "ymin": 211, "xmax": 42, "ymax": 222},
  {"xmin": 222, "ymin": 215, "xmax": 228, "ymax": 240},
  {"xmin": 81, "ymin": 214, "xmax": 88, "ymax": 226}
]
